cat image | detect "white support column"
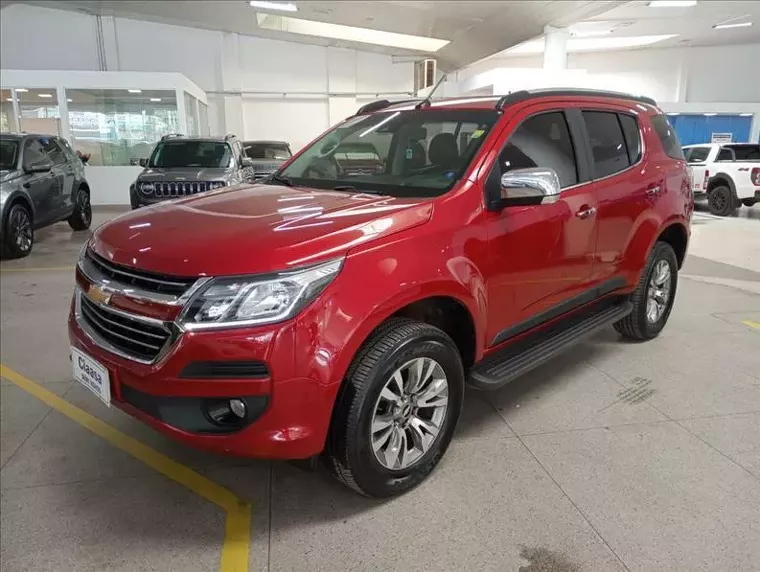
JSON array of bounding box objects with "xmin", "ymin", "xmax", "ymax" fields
[
  {"xmin": 56, "ymin": 86, "xmax": 70, "ymax": 143},
  {"xmin": 543, "ymin": 26, "xmax": 569, "ymax": 71},
  {"xmin": 176, "ymin": 89, "xmax": 187, "ymax": 135}
]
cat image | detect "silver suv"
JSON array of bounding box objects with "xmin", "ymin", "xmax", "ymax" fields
[
  {"xmin": 1, "ymin": 133, "xmax": 92, "ymax": 258},
  {"xmin": 129, "ymin": 134, "xmax": 255, "ymax": 209}
]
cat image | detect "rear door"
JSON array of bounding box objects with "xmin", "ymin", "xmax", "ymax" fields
[
  {"xmin": 580, "ymin": 108, "xmax": 658, "ymax": 284},
  {"xmin": 40, "ymin": 136, "xmax": 74, "ymax": 218}
]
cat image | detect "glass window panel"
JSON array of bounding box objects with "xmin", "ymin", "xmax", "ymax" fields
[
  {"xmin": 66, "ymin": 89, "xmax": 178, "ymax": 166},
  {"xmin": 184, "ymin": 92, "xmax": 199, "ymax": 137},
  {"xmin": 198, "ymin": 101, "xmax": 210, "ymax": 137},
  {"xmin": 0, "ymin": 89, "xmax": 18, "ymax": 133}
]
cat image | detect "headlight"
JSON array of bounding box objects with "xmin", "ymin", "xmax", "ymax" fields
[
  {"xmin": 178, "ymin": 258, "xmax": 343, "ymax": 330},
  {"xmin": 208, "ymin": 181, "xmax": 226, "ymax": 190},
  {"xmin": 139, "ymin": 182, "xmax": 154, "ymax": 194}
]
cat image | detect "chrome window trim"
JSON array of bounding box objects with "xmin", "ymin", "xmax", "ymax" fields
[
  {"xmin": 78, "ymin": 255, "xmax": 211, "ymax": 306},
  {"xmin": 74, "ymin": 288, "xmax": 179, "ymax": 365}
]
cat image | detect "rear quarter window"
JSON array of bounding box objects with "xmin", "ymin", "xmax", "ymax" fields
[
  {"xmin": 651, "ymin": 115, "xmax": 684, "ymax": 160},
  {"xmin": 684, "ymin": 147, "xmax": 710, "ymax": 163}
]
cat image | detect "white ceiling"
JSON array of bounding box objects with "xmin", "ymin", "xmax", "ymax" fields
[
  {"xmin": 10, "ymin": 0, "xmax": 624, "ymax": 70},
  {"xmin": 501, "ymin": 0, "xmax": 760, "ymax": 56}
]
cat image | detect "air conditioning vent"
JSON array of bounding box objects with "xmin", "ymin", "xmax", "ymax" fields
[{"xmin": 414, "ymin": 59, "xmax": 437, "ymax": 92}]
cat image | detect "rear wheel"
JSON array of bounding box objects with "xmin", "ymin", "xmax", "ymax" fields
[
  {"xmin": 707, "ymin": 185, "xmax": 736, "ymax": 216},
  {"xmin": 614, "ymin": 242, "xmax": 678, "ymax": 341},
  {"xmin": 324, "ymin": 318, "xmax": 464, "ymax": 498},
  {"xmin": 68, "ymin": 187, "xmax": 92, "ymax": 231},
  {"xmin": 2, "ymin": 203, "xmax": 34, "ymax": 259}
]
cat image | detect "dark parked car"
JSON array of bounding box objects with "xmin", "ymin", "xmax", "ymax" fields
[
  {"xmin": 242, "ymin": 140, "xmax": 292, "ymax": 181},
  {"xmin": 129, "ymin": 134, "xmax": 255, "ymax": 209},
  {"xmin": 1, "ymin": 133, "xmax": 91, "ymax": 258}
]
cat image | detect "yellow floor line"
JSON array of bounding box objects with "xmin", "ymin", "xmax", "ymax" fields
[
  {"xmin": 0, "ymin": 364, "xmax": 251, "ymax": 572},
  {"xmin": 0, "ymin": 266, "xmax": 75, "ymax": 273},
  {"xmin": 742, "ymin": 320, "xmax": 760, "ymax": 330}
]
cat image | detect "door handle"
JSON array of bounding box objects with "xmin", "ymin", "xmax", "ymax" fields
[
  {"xmin": 646, "ymin": 186, "xmax": 661, "ymax": 196},
  {"xmin": 575, "ymin": 206, "xmax": 597, "ymax": 219}
]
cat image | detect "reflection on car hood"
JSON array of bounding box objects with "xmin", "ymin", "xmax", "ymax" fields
[
  {"xmin": 138, "ymin": 167, "xmax": 231, "ymax": 181},
  {"xmin": 0, "ymin": 170, "xmax": 22, "ymax": 185},
  {"xmin": 91, "ymin": 183, "xmax": 432, "ymax": 277}
]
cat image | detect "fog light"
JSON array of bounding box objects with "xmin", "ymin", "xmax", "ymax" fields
[{"xmin": 229, "ymin": 398, "xmax": 246, "ymax": 418}]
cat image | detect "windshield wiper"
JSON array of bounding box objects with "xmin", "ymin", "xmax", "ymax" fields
[
  {"xmin": 333, "ymin": 185, "xmax": 385, "ymax": 195},
  {"xmin": 269, "ymin": 173, "xmax": 293, "ymax": 187}
]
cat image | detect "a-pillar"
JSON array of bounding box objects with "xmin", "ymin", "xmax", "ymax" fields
[{"xmin": 543, "ymin": 26, "xmax": 569, "ymax": 71}]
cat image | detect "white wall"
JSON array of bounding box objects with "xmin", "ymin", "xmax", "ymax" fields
[{"xmin": 0, "ymin": 3, "xmax": 415, "ymax": 148}]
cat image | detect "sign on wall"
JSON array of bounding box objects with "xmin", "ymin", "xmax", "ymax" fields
[{"xmin": 711, "ymin": 133, "xmax": 733, "ymax": 144}]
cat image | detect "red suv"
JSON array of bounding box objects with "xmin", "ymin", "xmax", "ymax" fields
[{"xmin": 69, "ymin": 89, "xmax": 692, "ymax": 497}]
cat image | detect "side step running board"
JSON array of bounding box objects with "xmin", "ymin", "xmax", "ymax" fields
[{"xmin": 469, "ymin": 301, "xmax": 632, "ymax": 390}]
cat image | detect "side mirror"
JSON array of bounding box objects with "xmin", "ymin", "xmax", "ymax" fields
[
  {"xmin": 498, "ymin": 167, "xmax": 561, "ymax": 207},
  {"xmin": 25, "ymin": 159, "xmax": 54, "ymax": 173},
  {"xmin": 241, "ymin": 157, "xmax": 254, "ymax": 168},
  {"xmin": 139, "ymin": 158, "xmax": 148, "ymax": 168}
]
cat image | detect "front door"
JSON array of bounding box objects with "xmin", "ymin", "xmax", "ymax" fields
[
  {"xmin": 483, "ymin": 106, "xmax": 598, "ymax": 347},
  {"xmin": 21, "ymin": 138, "xmax": 59, "ymax": 226}
]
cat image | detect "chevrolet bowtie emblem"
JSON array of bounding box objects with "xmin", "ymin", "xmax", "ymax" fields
[{"xmin": 86, "ymin": 284, "xmax": 112, "ymax": 305}]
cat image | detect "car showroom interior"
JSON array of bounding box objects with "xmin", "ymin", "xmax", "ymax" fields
[{"xmin": 0, "ymin": 0, "xmax": 759, "ymax": 571}]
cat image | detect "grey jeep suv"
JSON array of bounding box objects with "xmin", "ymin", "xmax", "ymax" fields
[
  {"xmin": 242, "ymin": 140, "xmax": 292, "ymax": 182},
  {"xmin": 129, "ymin": 134, "xmax": 256, "ymax": 209},
  {"xmin": 1, "ymin": 133, "xmax": 92, "ymax": 258}
]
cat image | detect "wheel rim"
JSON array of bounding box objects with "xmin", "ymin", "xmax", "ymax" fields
[
  {"xmin": 370, "ymin": 357, "xmax": 449, "ymax": 471},
  {"xmin": 11, "ymin": 209, "xmax": 32, "ymax": 252},
  {"xmin": 712, "ymin": 191, "xmax": 726, "ymax": 211},
  {"xmin": 646, "ymin": 259, "xmax": 672, "ymax": 323},
  {"xmin": 78, "ymin": 191, "xmax": 91, "ymax": 226}
]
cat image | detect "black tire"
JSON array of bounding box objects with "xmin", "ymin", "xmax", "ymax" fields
[
  {"xmin": 324, "ymin": 318, "xmax": 464, "ymax": 498},
  {"xmin": 707, "ymin": 185, "xmax": 736, "ymax": 216},
  {"xmin": 614, "ymin": 242, "xmax": 678, "ymax": 341},
  {"xmin": 742, "ymin": 199, "xmax": 756, "ymax": 208},
  {"xmin": 68, "ymin": 187, "xmax": 92, "ymax": 231},
  {"xmin": 1, "ymin": 203, "xmax": 34, "ymax": 259}
]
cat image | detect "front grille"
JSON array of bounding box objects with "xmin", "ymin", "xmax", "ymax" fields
[
  {"xmin": 79, "ymin": 293, "xmax": 171, "ymax": 362},
  {"xmin": 86, "ymin": 249, "xmax": 195, "ymax": 296},
  {"xmin": 151, "ymin": 181, "xmax": 210, "ymax": 198}
]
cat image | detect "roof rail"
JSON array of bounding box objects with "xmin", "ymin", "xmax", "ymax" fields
[
  {"xmin": 354, "ymin": 98, "xmax": 420, "ymax": 115},
  {"xmin": 160, "ymin": 133, "xmax": 184, "ymax": 141},
  {"xmin": 495, "ymin": 89, "xmax": 658, "ymax": 112},
  {"xmin": 223, "ymin": 133, "xmax": 237, "ymax": 140}
]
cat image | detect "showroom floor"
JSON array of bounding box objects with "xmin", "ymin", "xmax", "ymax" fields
[{"xmin": 1, "ymin": 205, "xmax": 759, "ymax": 572}]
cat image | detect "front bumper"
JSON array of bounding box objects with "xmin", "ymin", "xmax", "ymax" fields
[{"xmin": 68, "ymin": 293, "xmax": 336, "ymax": 459}]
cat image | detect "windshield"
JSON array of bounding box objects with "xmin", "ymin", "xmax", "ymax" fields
[
  {"xmin": 149, "ymin": 141, "xmax": 233, "ymax": 169},
  {"xmin": 244, "ymin": 142, "xmax": 291, "ymax": 160},
  {"xmin": 0, "ymin": 139, "xmax": 19, "ymax": 170},
  {"xmin": 278, "ymin": 109, "xmax": 498, "ymax": 197}
]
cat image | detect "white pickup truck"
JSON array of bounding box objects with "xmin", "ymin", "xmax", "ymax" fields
[{"xmin": 683, "ymin": 143, "xmax": 760, "ymax": 216}]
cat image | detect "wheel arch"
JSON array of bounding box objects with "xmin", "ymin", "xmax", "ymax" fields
[
  {"xmin": 656, "ymin": 222, "xmax": 689, "ymax": 269},
  {"xmin": 3, "ymin": 192, "xmax": 35, "ymax": 226},
  {"xmin": 707, "ymin": 173, "xmax": 736, "ymax": 195}
]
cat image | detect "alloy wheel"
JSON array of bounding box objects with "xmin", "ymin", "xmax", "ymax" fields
[
  {"xmin": 11, "ymin": 208, "xmax": 32, "ymax": 253},
  {"xmin": 79, "ymin": 191, "xmax": 92, "ymax": 227},
  {"xmin": 646, "ymin": 259, "xmax": 672, "ymax": 323},
  {"xmin": 370, "ymin": 357, "xmax": 449, "ymax": 471}
]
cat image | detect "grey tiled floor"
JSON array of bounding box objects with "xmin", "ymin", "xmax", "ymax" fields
[{"xmin": 1, "ymin": 210, "xmax": 759, "ymax": 571}]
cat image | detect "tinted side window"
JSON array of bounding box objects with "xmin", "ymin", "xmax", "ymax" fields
[
  {"xmin": 40, "ymin": 137, "xmax": 66, "ymax": 165},
  {"xmin": 497, "ymin": 111, "xmax": 578, "ymax": 188},
  {"xmin": 22, "ymin": 139, "xmax": 48, "ymax": 168},
  {"xmin": 582, "ymin": 111, "xmax": 629, "ymax": 178},
  {"xmin": 686, "ymin": 147, "xmax": 710, "ymax": 163},
  {"xmin": 618, "ymin": 114, "xmax": 642, "ymax": 164},
  {"xmin": 716, "ymin": 147, "xmax": 734, "ymax": 161},
  {"xmin": 651, "ymin": 114, "xmax": 685, "ymax": 159}
]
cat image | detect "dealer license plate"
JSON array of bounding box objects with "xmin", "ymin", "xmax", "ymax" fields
[{"xmin": 71, "ymin": 347, "xmax": 111, "ymax": 406}]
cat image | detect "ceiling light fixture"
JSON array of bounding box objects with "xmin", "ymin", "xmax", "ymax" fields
[
  {"xmin": 255, "ymin": 13, "xmax": 449, "ymax": 51},
  {"xmin": 150, "ymin": 98, "xmax": 162, "ymax": 102},
  {"xmin": 648, "ymin": 0, "xmax": 697, "ymax": 7},
  {"xmin": 571, "ymin": 30, "xmax": 613, "ymax": 37},
  {"xmin": 67, "ymin": 98, "xmax": 73, "ymax": 102},
  {"xmin": 668, "ymin": 112, "xmax": 680, "ymax": 116},
  {"xmin": 703, "ymin": 112, "xmax": 717, "ymax": 116},
  {"xmin": 5, "ymin": 98, "xmax": 12, "ymax": 102},
  {"xmin": 14, "ymin": 88, "xmax": 28, "ymax": 93},
  {"xmin": 249, "ymin": 1, "xmax": 297, "ymax": 11},
  {"xmin": 739, "ymin": 112, "xmax": 753, "ymax": 117},
  {"xmin": 128, "ymin": 89, "xmax": 142, "ymax": 93},
  {"xmin": 38, "ymin": 93, "xmax": 53, "ymax": 98},
  {"xmin": 713, "ymin": 21, "xmax": 752, "ymax": 30}
]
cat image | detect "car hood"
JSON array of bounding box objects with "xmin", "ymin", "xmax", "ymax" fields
[
  {"xmin": 91, "ymin": 183, "xmax": 432, "ymax": 277},
  {"xmin": 138, "ymin": 167, "xmax": 230, "ymax": 181}
]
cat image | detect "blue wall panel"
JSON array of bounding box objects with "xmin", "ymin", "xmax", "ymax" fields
[{"xmin": 668, "ymin": 114, "xmax": 753, "ymax": 146}]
